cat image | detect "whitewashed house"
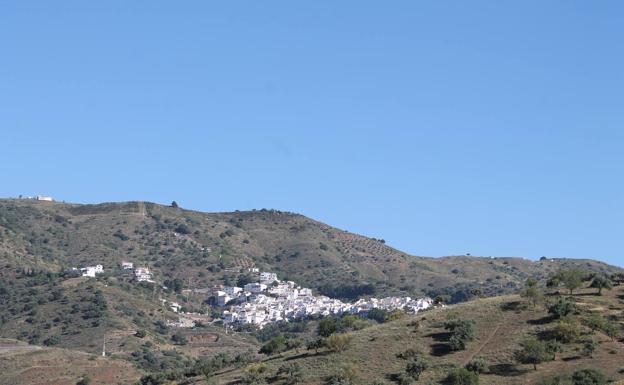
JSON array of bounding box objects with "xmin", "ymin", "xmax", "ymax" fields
[
  {"xmin": 81, "ymin": 264, "xmax": 104, "ymax": 278},
  {"xmin": 244, "ymin": 282, "xmax": 267, "ymax": 294},
  {"xmin": 259, "ymin": 272, "xmax": 278, "ymax": 283},
  {"xmin": 121, "ymin": 261, "xmax": 134, "ymax": 270},
  {"xmin": 135, "ymin": 267, "xmax": 153, "ymax": 282}
]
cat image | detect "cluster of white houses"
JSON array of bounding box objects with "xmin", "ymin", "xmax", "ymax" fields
[
  {"xmin": 216, "ymin": 271, "xmax": 433, "ymax": 328},
  {"xmin": 72, "ymin": 262, "xmax": 154, "ymax": 283}
]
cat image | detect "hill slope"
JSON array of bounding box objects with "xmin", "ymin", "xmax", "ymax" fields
[
  {"xmin": 1, "ymin": 199, "xmax": 621, "ymax": 301},
  {"xmin": 210, "ymin": 284, "xmax": 624, "ymax": 385}
]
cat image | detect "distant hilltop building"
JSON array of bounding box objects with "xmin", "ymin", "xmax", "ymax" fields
[{"xmin": 36, "ymin": 195, "xmax": 53, "ymax": 202}]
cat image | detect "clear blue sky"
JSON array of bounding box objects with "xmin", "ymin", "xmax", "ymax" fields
[{"xmin": 1, "ymin": 1, "xmax": 623, "ymax": 266}]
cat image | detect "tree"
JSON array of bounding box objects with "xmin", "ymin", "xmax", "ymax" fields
[
  {"xmin": 549, "ymin": 298, "xmax": 576, "ymax": 319},
  {"xmin": 326, "ymin": 333, "xmax": 352, "ymax": 352},
  {"xmin": 445, "ymin": 368, "xmax": 479, "ymax": 385},
  {"xmin": 582, "ymin": 339, "xmax": 598, "ymax": 358},
  {"xmin": 590, "ymin": 276, "xmax": 613, "ymax": 295},
  {"xmin": 318, "ymin": 318, "xmax": 337, "ymax": 337},
  {"xmin": 558, "ymin": 269, "xmax": 584, "ymax": 295},
  {"xmin": 465, "ymin": 357, "xmax": 487, "ymax": 374},
  {"xmin": 515, "ymin": 338, "xmax": 551, "ymax": 370},
  {"xmin": 405, "ymin": 358, "xmax": 428, "ymax": 380},
  {"xmin": 521, "ymin": 287, "xmax": 543, "ymax": 308},
  {"xmin": 170, "ymin": 201, "xmax": 178, "ymax": 208},
  {"xmin": 546, "ymin": 340, "xmax": 563, "ymax": 360},
  {"xmin": 571, "ymin": 369, "xmax": 606, "ymax": 385}
]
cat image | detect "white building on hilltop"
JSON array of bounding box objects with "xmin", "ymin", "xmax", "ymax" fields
[{"xmin": 36, "ymin": 195, "xmax": 53, "ymax": 202}]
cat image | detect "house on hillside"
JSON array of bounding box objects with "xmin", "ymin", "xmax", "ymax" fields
[
  {"xmin": 244, "ymin": 282, "xmax": 267, "ymax": 294},
  {"xmin": 121, "ymin": 261, "xmax": 134, "ymax": 270},
  {"xmin": 135, "ymin": 267, "xmax": 153, "ymax": 282},
  {"xmin": 81, "ymin": 264, "xmax": 104, "ymax": 278},
  {"xmin": 36, "ymin": 195, "xmax": 53, "ymax": 201},
  {"xmin": 259, "ymin": 272, "xmax": 278, "ymax": 284}
]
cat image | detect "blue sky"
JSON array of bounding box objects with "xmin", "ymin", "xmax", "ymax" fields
[{"xmin": 1, "ymin": 1, "xmax": 623, "ymax": 266}]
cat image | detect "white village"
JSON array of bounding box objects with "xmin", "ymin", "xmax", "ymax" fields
[
  {"xmin": 74, "ymin": 262, "xmax": 434, "ymax": 329},
  {"xmin": 214, "ymin": 270, "xmax": 434, "ymax": 329}
]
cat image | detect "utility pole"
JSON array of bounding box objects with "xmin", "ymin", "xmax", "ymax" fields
[{"xmin": 102, "ymin": 330, "xmax": 106, "ymax": 357}]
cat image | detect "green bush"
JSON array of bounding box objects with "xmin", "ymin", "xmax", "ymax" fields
[
  {"xmin": 465, "ymin": 357, "xmax": 486, "ymax": 374},
  {"xmin": 571, "ymin": 369, "xmax": 606, "ymax": 385},
  {"xmin": 549, "ymin": 298, "xmax": 576, "ymax": 319},
  {"xmin": 445, "ymin": 368, "xmax": 479, "ymax": 385}
]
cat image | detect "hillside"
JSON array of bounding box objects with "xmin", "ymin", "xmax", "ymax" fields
[
  {"xmin": 209, "ymin": 284, "xmax": 624, "ymax": 385},
  {"xmin": 1, "ymin": 198, "xmax": 623, "ymax": 385},
  {"xmin": 1, "ymin": 199, "xmax": 621, "ymax": 302}
]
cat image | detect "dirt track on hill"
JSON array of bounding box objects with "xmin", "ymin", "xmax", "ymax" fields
[{"xmin": 0, "ymin": 344, "xmax": 41, "ymax": 354}]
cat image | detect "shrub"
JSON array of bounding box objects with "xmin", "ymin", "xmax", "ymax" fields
[
  {"xmin": 170, "ymin": 332, "xmax": 187, "ymax": 345},
  {"xmin": 325, "ymin": 365, "xmax": 358, "ymax": 385},
  {"xmin": 549, "ymin": 298, "xmax": 576, "ymax": 319},
  {"xmin": 445, "ymin": 367, "xmax": 479, "ymax": 385},
  {"xmin": 571, "ymin": 369, "xmax": 606, "ymax": 385},
  {"xmin": 307, "ymin": 338, "xmax": 326, "ymax": 354},
  {"xmin": 583, "ymin": 314, "xmax": 605, "ymax": 331},
  {"xmin": 445, "ymin": 318, "xmax": 475, "ymax": 351},
  {"xmin": 259, "ymin": 335, "xmax": 286, "ymax": 355},
  {"xmin": 318, "ymin": 318, "xmax": 337, "ymax": 337},
  {"xmin": 465, "ymin": 357, "xmax": 487, "ymax": 374},
  {"xmin": 405, "ymin": 358, "xmax": 428, "ymax": 380},
  {"xmin": 135, "ymin": 329, "xmax": 147, "ymax": 338},
  {"xmin": 277, "ymin": 362, "xmax": 303, "ymax": 385},
  {"xmin": 515, "ymin": 338, "xmax": 551, "ymax": 370},
  {"xmin": 43, "ymin": 335, "xmax": 61, "ymax": 346},
  {"xmin": 326, "ymin": 333, "xmax": 352, "ymax": 352},
  {"xmin": 396, "ymin": 348, "xmax": 421, "ymax": 360},
  {"xmin": 553, "ymin": 319, "xmax": 581, "ymax": 343},
  {"xmin": 582, "ymin": 339, "xmax": 598, "ymax": 358}
]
